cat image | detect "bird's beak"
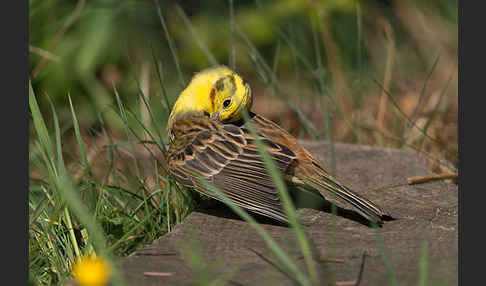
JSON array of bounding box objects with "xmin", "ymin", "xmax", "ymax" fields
[{"xmin": 211, "ymin": 112, "xmax": 220, "ymax": 120}]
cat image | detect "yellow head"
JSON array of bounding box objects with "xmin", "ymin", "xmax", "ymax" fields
[{"xmin": 168, "ymin": 66, "xmax": 252, "ymax": 135}]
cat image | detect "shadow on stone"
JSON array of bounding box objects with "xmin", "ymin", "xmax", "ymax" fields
[
  {"xmin": 195, "ymin": 200, "xmax": 290, "ymax": 227},
  {"xmin": 289, "ymin": 187, "xmax": 388, "ymax": 227},
  {"xmin": 196, "ymin": 187, "xmax": 395, "ymax": 228}
]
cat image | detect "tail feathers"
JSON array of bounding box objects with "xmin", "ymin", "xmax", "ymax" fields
[{"xmin": 303, "ymin": 174, "xmax": 387, "ymax": 225}]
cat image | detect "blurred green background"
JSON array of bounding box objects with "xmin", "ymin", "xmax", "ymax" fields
[{"xmin": 29, "ymin": 0, "xmax": 458, "ymax": 169}]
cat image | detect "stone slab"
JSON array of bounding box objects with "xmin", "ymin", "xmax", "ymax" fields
[{"xmin": 120, "ymin": 142, "xmax": 458, "ymax": 286}]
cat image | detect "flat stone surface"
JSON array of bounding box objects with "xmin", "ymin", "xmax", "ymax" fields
[{"xmin": 120, "ymin": 142, "xmax": 458, "ymax": 286}]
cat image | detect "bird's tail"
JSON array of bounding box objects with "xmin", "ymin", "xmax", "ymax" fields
[{"xmin": 301, "ymin": 167, "xmax": 388, "ymax": 225}]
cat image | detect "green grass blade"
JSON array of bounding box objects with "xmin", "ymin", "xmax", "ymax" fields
[
  {"xmin": 311, "ymin": 16, "xmax": 336, "ymax": 175},
  {"xmin": 199, "ymin": 178, "xmax": 310, "ymax": 286},
  {"xmin": 356, "ymin": 0, "xmax": 363, "ymax": 85},
  {"xmin": 271, "ymin": 40, "xmax": 281, "ymax": 75},
  {"xmin": 375, "ymin": 228, "xmax": 397, "ymax": 286},
  {"xmin": 125, "ymin": 107, "xmax": 168, "ymax": 160},
  {"xmin": 401, "ymin": 54, "xmax": 441, "ymax": 146},
  {"xmin": 46, "ymin": 95, "xmax": 65, "ymax": 170},
  {"xmin": 153, "ymin": 0, "xmax": 185, "ymax": 87},
  {"xmin": 417, "ymin": 73, "xmax": 454, "ymax": 149},
  {"xmin": 373, "ymin": 79, "xmax": 457, "ymax": 159},
  {"xmin": 272, "ymin": 19, "xmax": 361, "ymax": 142},
  {"xmin": 106, "ymin": 207, "xmax": 159, "ymax": 253},
  {"xmin": 242, "ymin": 110, "xmax": 318, "ymax": 283},
  {"xmin": 29, "ymin": 84, "xmax": 125, "ymax": 285},
  {"xmin": 417, "ymin": 241, "xmax": 428, "ymax": 286},
  {"xmin": 113, "ymin": 84, "xmax": 142, "ymax": 179},
  {"xmin": 134, "ymin": 72, "xmax": 164, "ymax": 142},
  {"xmin": 29, "ymin": 196, "xmax": 48, "ymax": 226},
  {"xmin": 175, "ymin": 4, "xmax": 219, "ymax": 66},
  {"xmin": 151, "ymin": 47, "xmax": 173, "ymax": 112},
  {"xmin": 228, "ymin": 0, "xmax": 236, "ymax": 69},
  {"xmin": 236, "ymin": 26, "xmax": 318, "ymax": 138},
  {"xmin": 56, "ymin": 165, "xmax": 125, "ymax": 286},
  {"xmin": 68, "ymin": 94, "xmax": 90, "ymax": 174},
  {"xmin": 48, "ymin": 95, "xmax": 82, "ymax": 259},
  {"xmin": 29, "ymin": 81, "xmax": 55, "ymax": 166}
]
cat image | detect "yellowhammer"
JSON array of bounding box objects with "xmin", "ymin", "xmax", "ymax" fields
[{"xmin": 167, "ymin": 66, "xmax": 390, "ymax": 225}]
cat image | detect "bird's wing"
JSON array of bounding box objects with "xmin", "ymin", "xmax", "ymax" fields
[
  {"xmin": 248, "ymin": 114, "xmax": 389, "ymax": 224},
  {"xmin": 167, "ymin": 115, "xmax": 297, "ymax": 222}
]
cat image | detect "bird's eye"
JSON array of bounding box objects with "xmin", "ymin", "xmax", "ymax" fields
[{"xmin": 223, "ymin": 99, "xmax": 231, "ymax": 109}]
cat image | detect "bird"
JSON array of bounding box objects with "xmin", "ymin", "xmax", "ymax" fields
[{"xmin": 166, "ymin": 66, "xmax": 390, "ymax": 225}]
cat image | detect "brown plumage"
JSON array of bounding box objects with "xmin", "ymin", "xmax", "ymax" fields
[{"xmin": 167, "ymin": 112, "xmax": 390, "ymax": 225}]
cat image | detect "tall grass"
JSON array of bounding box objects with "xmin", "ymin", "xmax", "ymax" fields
[
  {"xmin": 29, "ymin": 72, "xmax": 194, "ymax": 284},
  {"xmin": 30, "ymin": 82, "xmax": 121, "ymax": 284}
]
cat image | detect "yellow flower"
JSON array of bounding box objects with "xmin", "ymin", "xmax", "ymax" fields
[
  {"xmin": 72, "ymin": 255, "xmax": 111, "ymax": 286},
  {"xmin": 167, "ymin": 66, "xmax": 390, "ymax": 225}
]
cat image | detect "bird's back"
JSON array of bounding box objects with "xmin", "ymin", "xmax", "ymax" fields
[{"xmin": 167, "ymin": 113, "xmax": 389, "ymax": 224}]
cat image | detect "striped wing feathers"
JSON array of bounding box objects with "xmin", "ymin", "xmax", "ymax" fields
[
  {"xmin": 248, "ymin": 114, "xmax": 389, "ymax": 224},
  {"xmin": 167, "ymin": 115, "xmax": 297, "ymax": 222}
]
